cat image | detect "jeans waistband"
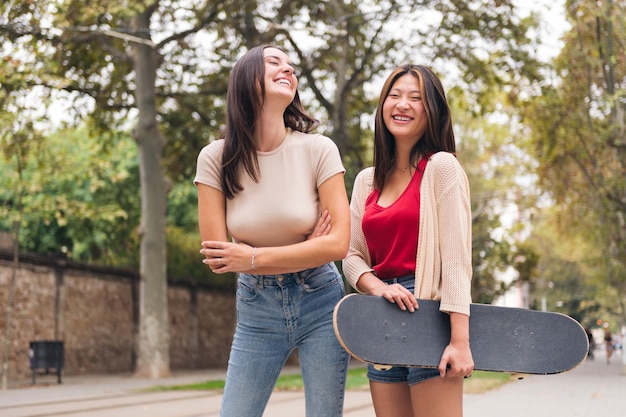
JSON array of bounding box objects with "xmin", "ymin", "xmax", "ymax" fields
[
  {"xmin": 241, "ymin": 262, "xmax": 335, "ymax": 288},
  {"xmin": 386, "ymin": 274, "xmax": 415, "ymax": 285}
]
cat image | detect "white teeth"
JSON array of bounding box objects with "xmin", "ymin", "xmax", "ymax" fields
[
  {"xmin": 275, "ymin": 79, "xmax": 291, "ymax": 87},
  {"xmin": 393, "ymin": 115, "xmax": 411, "ymax": 121}
]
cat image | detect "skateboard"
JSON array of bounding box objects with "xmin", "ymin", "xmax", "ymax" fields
[{"xmin": 333, "ymin": 294, "xmax": 588, "ymax": 375}]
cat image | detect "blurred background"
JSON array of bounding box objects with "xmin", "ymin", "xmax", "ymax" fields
[{"xmin": 1, "ymin": 0, "xmax": 624, "ymax": 385}]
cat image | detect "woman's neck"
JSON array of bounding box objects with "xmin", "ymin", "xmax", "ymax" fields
[
  {"xmin": 255, "ymin": 114, "xmax": 288, "ymax": 152},
  {"xmin": 394, "ymin": 146, "xmax": 415, "ymax": 172}
]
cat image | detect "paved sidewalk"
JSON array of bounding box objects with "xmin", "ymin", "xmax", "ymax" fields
[
  {"xmin": 464, "ymin": 348, "xmax": 625, "ymax": 417},
  {"xmin": 1, "ymin": 349, "xmax": 624, "ymax": 416}
]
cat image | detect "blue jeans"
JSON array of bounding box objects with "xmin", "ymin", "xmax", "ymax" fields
[{"xmin": 220, "ymin": 262, "xmax": 350, "ymax": 417}]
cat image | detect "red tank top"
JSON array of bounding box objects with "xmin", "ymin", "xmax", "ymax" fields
[{"xmin": 362, "ymin": 158, "xmax": 427, "ymax": 280}]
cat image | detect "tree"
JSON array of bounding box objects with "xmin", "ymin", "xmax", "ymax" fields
[
  {"xmin": 522, "ymin": 0, "xmax": 626, "ymax": 324},
  {"xmin": 0, "ymin": 126, "xmax": 140, "ymax": 263},
  {"xmin": 1, "ymin": 0, "xmax": 546, "ymax": 378},
  {"xmin": 212, "ymin": 0, "xmax": 544, "ymax": 187},
  {"xmin": 216, "ymin": 1, "xmax": 548, "ymax": 303},
  {"xmin": 0, "ymin": 0, "xmax": 235, "ymax": 378}
]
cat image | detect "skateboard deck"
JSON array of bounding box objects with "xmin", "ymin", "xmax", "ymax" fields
[{"xmin": 333, "ymin": 294, "xmax": 588, "ymax": 375}]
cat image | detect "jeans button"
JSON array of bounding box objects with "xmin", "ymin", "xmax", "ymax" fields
[{"xmin": 277, "ymin": 275, "xmax": 283, "ymax": 282}]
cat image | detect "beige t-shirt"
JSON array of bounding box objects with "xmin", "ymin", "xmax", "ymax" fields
[{"xmin": 194, "ymin": 129, "xmax": 345, "ymax": 248}]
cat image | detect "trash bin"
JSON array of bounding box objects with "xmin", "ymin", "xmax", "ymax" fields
[{"xmin": 29, "ymin": 340, "xmax": 64, "ymax": 384}]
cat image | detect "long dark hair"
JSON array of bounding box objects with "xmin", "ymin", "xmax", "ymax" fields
[
  {"xmin": 221, "ymin": 44, "xmax": 319, "ymax": 199},
  {"xmin": 373, "ymin": 64, "xmax": 455, "ymax": 190}
]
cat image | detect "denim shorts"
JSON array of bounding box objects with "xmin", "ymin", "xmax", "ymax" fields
[
  {"xmin": 366, "ymin": 275, "xmax": 441, "ymax": 386},
  {"xmin": 367, "ymin": 364, "xmax": 441, "ymax": 386}
]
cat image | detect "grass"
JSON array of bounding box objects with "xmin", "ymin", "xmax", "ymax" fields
[
  {"xmin": 463, "ymin": 370, "xmax": 517, "ymax": 394},
  {"xmin": 150, "ymin": 367, "xmax": 514, "ymax": 394}
]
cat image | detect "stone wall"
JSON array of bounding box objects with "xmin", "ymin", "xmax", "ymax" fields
[{"xmin": 0, "ymin": 249, "xmax": 236, "ymax": 381}]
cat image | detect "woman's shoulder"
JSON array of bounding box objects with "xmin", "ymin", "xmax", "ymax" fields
[
  {"xmin": 426, "ymin": 151, "xmax": 465, "ymax": 175},
  {"xmin": 355, "ymin": 166, "xmax": 375, "ymax": 179},
  {"xmin": 287, "ymin": 130, "xmax": 342, "ymax": 160},
  {"xmin": 428, "ymin": 151, "xmax": 458, "ymax": 165},
  {"xmin": 425, "ymin": 152, "xmax": 470, "ymax": 195},
  {"xmin": 354, "ymin": 167, "xmax": 375, "ymax": 190},
  {"xmin": 199, "ymin": 138, "xmax": 225, "ymax": 153},
  {"xmin": 198, "ymin": 139, "xmax": 225, "ymax": 160},
  {"xmin": 289, "ymin": 129, "xmax": 334, "ymax": 145}
]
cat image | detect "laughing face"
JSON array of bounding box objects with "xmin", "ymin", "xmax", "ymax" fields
[
  {"xmin": 263, "ymin": 47, "xmax": 298, "ymax": 104},
  {"xmin": 382, "ymin": 73, "xmax": 427, "ymax": 144}
]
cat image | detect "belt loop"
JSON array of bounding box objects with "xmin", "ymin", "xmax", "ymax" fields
[{"xmin": 255, "ymin": 274, "xmax": 264, "ymax": 290}]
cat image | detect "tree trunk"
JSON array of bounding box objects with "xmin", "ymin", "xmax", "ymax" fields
[{"xmin": 131, "ymin": 11, "xmax": 170, "ymax": 379}]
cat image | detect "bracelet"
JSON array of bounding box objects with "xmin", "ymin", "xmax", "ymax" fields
[{"xmin": 251, "ymin": 247, "xmax": 257, "ymax": 270}]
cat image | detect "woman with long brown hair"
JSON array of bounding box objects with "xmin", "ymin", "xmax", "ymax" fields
[
  {"xmin": 343, "ymin": 64, "xmax": 474, "ymax": 417},
  {"xmin": 195, "ymin": 44, "xmax": 350, "ymax": 417}
]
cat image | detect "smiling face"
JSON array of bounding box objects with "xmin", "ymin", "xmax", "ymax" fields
[
  {"xmin": 262, "ymin": 47, "xmax": 298, "ymax": 104},
  {"xmin": 382, "ymin": 73, "xmax": 427, "ymax": 145}
]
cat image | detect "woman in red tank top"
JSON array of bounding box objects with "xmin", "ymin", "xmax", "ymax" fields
[{"xmin": 343, "ymin": 65, "xmax": 474, "ymax": 417}]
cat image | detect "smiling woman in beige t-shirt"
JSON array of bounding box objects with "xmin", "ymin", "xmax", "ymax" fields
[{"xmin": 194, "ymin": 44, "xmax": 350, "ymax": 417}]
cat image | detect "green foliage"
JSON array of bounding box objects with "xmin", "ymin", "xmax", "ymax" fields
[
  {"xmin": 521, "ymin": 0, "xmax": 626, "ymax": 323},
  {"xmin": 165, "ymin": 179, "xmax": 235, "ymax": 288},
  {"xmin": 1, "ymin": 0, "xmax": 553, "ymax": 304},
  {"xmin": 0, "ymin": 122, "xmax": 232, "ymax": 285},
  {"xmin": 450, "ymin": 85, "xmax": 540, "ymax": 304},
  {"xmin": 525, "ymin": 207, "xmax": 613, "ymax": 326},
  {"xmin": 166, "ymin": 225, "xmax": 236, "ymax": 290},
  {"xmin": 0, "ymin": 126, "xmax": 141, "ymax": 263}
]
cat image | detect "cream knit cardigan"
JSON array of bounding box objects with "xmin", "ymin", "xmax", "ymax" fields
[{"xmin": 342, "ymin": 152, "xmax": 473, "ymax": 315}]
